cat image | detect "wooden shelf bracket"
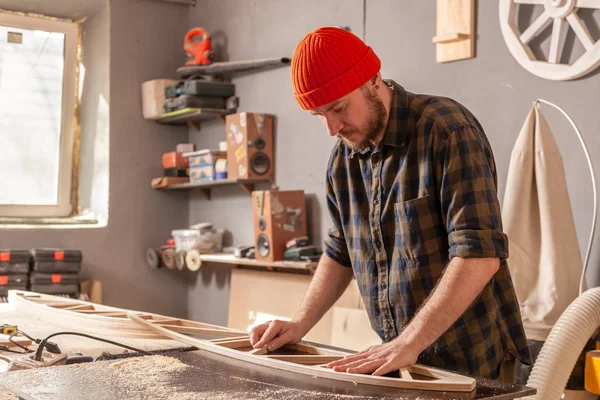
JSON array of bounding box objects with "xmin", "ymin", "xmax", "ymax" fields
[{"xmin": 433, "ymin": 0, "xmax": 475, "ymax": 63}]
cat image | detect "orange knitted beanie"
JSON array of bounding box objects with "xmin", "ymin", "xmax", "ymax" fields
[{"xmin": 291, "ymin": 27, "xmax": 381, "ymax": 110}]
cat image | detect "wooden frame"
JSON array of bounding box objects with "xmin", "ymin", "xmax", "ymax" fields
[
  {"xmin": 129, "ymin": 313, "xmax": 476, "ymax": 392},
  {"xmin": 8, "ymin": 290, "xmax": 243, "ymax": 339}
]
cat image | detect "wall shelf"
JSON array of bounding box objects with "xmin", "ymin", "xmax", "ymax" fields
[
  {"xmin": 156, "ymin": 108, "xmax": 235, "ymax": 131},
  {"xmin": 199, "ymin": 253, "xmax": 317, "ymax": 274},
  {"xmin": 153, "ymin": 178, "xmax": 271, "ymax": 200}
]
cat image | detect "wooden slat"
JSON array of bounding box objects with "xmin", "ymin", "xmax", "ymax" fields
[
  {"xmin": 210, "ymin": 336, "xmax": 250, "ymax": 344},
  {"xmin": 197, "ymin": 253, "xmax": 317, "ymax": 272},
  {"xmin": 158, "ymin": 324, "xmax": 247, "ymax": 337},
  {"xmin": 264, "ymin": 355, "xmax": 344, "ymax": 365},
  {"xmin": 213, "ymin": 338, "xmax": 252, "ymax": 349},
  {"xmin": 400, "ymin": 368, "xmax": 414, "ymax": 381},
  {"xmin": 63, "ymin": 304, "xmax": 95, "ymax": 311},
  {"xmin": 249, "ymin": 347, "xmax": 268, "ymax": 355},
  {"xmin": 147, "ymin": 318, "xmax": 182, "ymax": 325},
  {"xmin": 73, "ymin": 311, "xmax": 128, "ymax": 317}
]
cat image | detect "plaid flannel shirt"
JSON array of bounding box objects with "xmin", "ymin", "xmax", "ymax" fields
[{"xmin": 324, "ymin": 80, "xmax": 531, "ymax": 378}]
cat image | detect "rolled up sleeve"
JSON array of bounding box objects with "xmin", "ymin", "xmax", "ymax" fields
[
  {"xmin": 323, "ymin": 164, "xmax": 352, "ymax": 268},
  {"xmin": 436, "ymin": 125, "xmax": 509, "ymax": 260}
]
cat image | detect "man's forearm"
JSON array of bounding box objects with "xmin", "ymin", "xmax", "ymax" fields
[
  {"xmin": 292, "ymin": 253, "xmax": 354, "ymax": 335},
  {"xmin": 399, "ymin": 257, "xmax": 499, "ymax": 354}
]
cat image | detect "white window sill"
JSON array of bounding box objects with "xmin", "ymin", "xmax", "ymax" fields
[{"xmin": 0, "ymin": 215, "xmax": 106, "ymax": 229}]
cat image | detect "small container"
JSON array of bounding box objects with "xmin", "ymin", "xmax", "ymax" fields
[
  {"xmin": 172, "ymin": 225, "xmax": 224, "ymax": 253},
  {"xmin": 176, "ymin": 143, "xmax": 196, "ymax": 153},
  {"xmin": 184, "ymin": 150, "xmax": 226, "ymax": 168},
  {"xmin": 172, "ymin": 229, "xmax": 205, "ymax": 252},
  {"xmin": 190, "ymin": 165, "xmax": 217, "ymax": 182},
  {"xmin": 0, "ymin": 250, "xmax": 31, "ymax": 274},
  {"xmin": 30, "ymin": 249, "xmax": 82, "ymax": 273},
  {"xmin": 29, "ymin": 272, "xmax": 79, "ymax": 296}
]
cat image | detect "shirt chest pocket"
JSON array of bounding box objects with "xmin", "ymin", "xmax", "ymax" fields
[{"xmin": 393, "ymin": 194, "xmax": 442, "ymax": 263}]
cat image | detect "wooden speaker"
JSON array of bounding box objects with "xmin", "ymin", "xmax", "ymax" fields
[
  {"xmin": 252, "ymin": 190, "xmax": 307, "ymax": 262},
  {"xmin": 226, "ymin": 112, "xmax": 274, "ymax": 180}
]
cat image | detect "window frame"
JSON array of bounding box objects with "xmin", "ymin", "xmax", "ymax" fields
[{"xmin": 0, "ymin": 12, "xmax": 78, "ymax": 218}]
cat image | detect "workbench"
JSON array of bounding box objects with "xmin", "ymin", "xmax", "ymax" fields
[{"xmin": 0, "ymin": 304, "xmax": 536, "ymax": 399}]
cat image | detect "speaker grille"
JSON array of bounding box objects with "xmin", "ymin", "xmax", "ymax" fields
[
  {"xmin": 253, "ymin": 137, "xmax": 266, "ymax": 150},
  {"xmin": 258, "ymin": 218, "xmax": 266, "ymax": 231},
  {"xmin": 250, "ymin": 152, "xmax": 271, "ymax": 176},
  {"xmin": 257, "ymin": 234, "xmax": 270, "ymax": 258}
]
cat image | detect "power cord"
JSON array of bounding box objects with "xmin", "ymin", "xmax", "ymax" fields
[
  {"xmin": 34, "ymin": 332, "xmax": 154, "ymax": 361},
  {"xmin": 9, "ymin": 330, "xmax": 36, "ymax": 353},
  {"xmin": 0, "ymin": 346, "xmax": 28, "ymax": 354}
]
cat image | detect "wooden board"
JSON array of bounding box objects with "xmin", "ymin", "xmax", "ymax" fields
[
  {"xmin": 433, "ymin": 0, "xmax": 475, "ymax": 63},
  {"xmin": 200, "ymin": 253, "xmax": 317, "ymax": 272},
  {"xmin": 0, "ymin": 350, "xmax": 536, "ymax": 400},
  {"xmin": 227, "ymin": 269, "xmax": 361, "ymax": 346},
  {"xmin": 129, "ymin": 313, "xmax": 477, "ymax": 392}
]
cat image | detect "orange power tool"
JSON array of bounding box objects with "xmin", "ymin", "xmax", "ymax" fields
[{"xmin": 184, "ymin": 28, "xmax": 215, "ymax": 66}]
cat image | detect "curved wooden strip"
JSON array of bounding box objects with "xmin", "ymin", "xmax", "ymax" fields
[{"xmin": 128, "ymin": 313, "xmax": 475, "ymax": 392}]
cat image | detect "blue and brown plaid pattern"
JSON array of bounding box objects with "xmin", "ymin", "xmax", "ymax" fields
[{"xmin": 324, "ymin": 80, "xmax": 531, "ymax": 378}]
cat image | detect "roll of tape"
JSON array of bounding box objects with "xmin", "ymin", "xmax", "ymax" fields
[
  {"xmin": 215, "ymin": 158, "xmax": 228, "ymax": 173},
  {"xmin": 585, "ymin": 350, "xmax": 600, "ymax": 394}
]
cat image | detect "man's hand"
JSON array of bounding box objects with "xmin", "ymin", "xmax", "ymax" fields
[
  {"xmin": 325, "ymin": 337, "xmax": 419, "ymax": 376},
  {"xmin": 249, "ymin": 320, "xmax": 307, "ymax": 351}
]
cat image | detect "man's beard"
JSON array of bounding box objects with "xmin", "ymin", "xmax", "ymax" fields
[{"xmin": 339, "ymin": 90, "xmax": 387, "ymax": 151}]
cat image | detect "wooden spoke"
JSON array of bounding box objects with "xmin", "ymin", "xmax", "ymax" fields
[
  {"xmin": 549, "ymin": 17, "xmax": 567, "ymax": 63},
  {"xmin": 520, "ymin": 11, "xmax": 552, "ymax": 44},
  {"xmin": 566, "ymin": 13, "xmax": 595, "ymax": 50}
]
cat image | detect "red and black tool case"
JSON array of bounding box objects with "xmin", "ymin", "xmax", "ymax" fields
[
  {"xmin": 0, "ymin": 250, "xmax": 31, "ymax": 274},
  {"xmin": 30, "ymin": 249, "xmax": 82, "ymax": 273},
  {"xmin": 0, "ymin": 274, "xmax": 28, "ymax": 297},
  {"xmin": 29, "ymin": 272, "xmax": 79, "ymax": 296}
]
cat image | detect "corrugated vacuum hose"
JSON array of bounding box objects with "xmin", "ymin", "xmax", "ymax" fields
[{"xmin": 526, "ymin": 287, "xmax": 600, "ymax": 399}]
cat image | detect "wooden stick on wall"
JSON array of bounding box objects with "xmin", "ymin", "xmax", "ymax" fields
[{"xmin": 433, "ymin": 0, "xmax": 476, "ymax": 63}]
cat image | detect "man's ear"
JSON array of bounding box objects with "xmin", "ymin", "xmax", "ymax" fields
[{"xmin": 370, "ymin": 72, "xmax": 381, "ymax": 87}]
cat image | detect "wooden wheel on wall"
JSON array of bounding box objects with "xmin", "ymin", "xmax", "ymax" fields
[{"xmin": 499, "ymin": 0, "xmax": 600, "ymax": 80}]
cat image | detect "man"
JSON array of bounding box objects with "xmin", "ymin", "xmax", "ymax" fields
[{"xmin": 250, "ymin": 27, "xmax": 531, "ymax": 380}]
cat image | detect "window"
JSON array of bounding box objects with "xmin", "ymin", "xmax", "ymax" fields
[{"xmin": 0, "ymin": 12, "xmax": 78, "ymax": 217}]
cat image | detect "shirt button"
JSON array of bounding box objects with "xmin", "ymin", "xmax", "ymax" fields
[
  {"xmin": 373, "ymin": 198, "xmax": 379, "ymax": 205},
  {"xmin": 375, "ymin": 240, "xmax": 382, "ymax": 248},
  {"xmin": 381, "ymin": 282, "xmax": 387, "ymax": 289}
]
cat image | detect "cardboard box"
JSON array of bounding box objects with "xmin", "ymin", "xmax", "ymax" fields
[
  {"xmin": 141, "ymin": 79, "xmax": 176, "ymax": 120},
  {"xmin": 190, "ymin": 165, "xmax": 217, "ymax": 182},
  {"xmin": 184, "ymin": 150, "xmax": 226, "ymax": 168}
]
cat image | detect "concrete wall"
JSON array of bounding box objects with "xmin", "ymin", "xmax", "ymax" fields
[
  {"xmin": 0, "ymin": 0, "xmax": 191, "ymax": 317},
  {"xmin": 186, "ymin": 0, "xmax": 600, "ymax": 324},
  {"xmin": 186, "ymin": 0, "xmax": 365, "ymax": 325}
]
